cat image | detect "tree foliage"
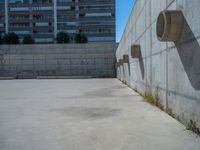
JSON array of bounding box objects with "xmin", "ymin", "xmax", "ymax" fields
[
  {"xmin": 23, "ymin": 34, "xmax": 34, "ymax": 44},
  {"xmin": 0, "ymin": 35, "xmax": 3, "ymax": 44},
  {"xmin": 75, "ymin": 33, "xmax": 88, "ymax": 43},
  {"xmin": 3, "ymin": 32, "xmax": 19, "ymax": 44},
  {"xmin": 56, "ymin": 32, "xmax": 70, "ymax": 44}
]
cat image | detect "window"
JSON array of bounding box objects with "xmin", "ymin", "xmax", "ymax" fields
[
  {"xmin": 88, "ymin": 37, "xmax": 115, "ymax": 42},
  {"xmin": 9, "ymin": 7, "xmax": 29, "ymax": 12}
]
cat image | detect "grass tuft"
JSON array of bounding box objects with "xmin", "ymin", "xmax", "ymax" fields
[
  {"xmin": 144, "ymin": 93, "xmax": 157, "ymax": 105},
  {"xmin": 187, "ymin": 120, "xmax": 200, "ymax": 135}
]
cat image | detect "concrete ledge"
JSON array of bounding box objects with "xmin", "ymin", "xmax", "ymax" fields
[
  {"xmin": 37, "ymin": 76, "xmax": 92, "ymax": 79},
  {"xmin": 0, "ymin": 77, "xmax": 15, "ymax": 80}
]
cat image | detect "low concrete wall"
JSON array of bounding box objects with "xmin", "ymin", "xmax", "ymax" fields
[
  {"xmin": 116, "ymin": 0, "xmax": 200, "ymax": 129},
  {"xmin": 0, "ymin": 43, "xmax": 117, "ymax": 78}
]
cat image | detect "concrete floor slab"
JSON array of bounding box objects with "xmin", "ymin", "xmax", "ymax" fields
[{"xmin": 0, "ymin": 79, "xmax": 199, "ymax": 150}]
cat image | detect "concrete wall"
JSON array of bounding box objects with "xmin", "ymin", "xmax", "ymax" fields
[
  {"xmin": 0, "ymin": 43, "xmax": 117, "ymax": 78},
  {"xmin": 116, "ymin": 0, "xmax": 200, "ymax": 129}
]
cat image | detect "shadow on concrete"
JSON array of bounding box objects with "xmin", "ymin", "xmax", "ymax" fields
[
  {"xmin": 175, "ymin": 14, "xmax": 200, "ymax": 90},
  {"xmin": 128, "ymin": 62, "xmax": 131, "ymax": 76},
  {"xmin": 139, "ymin": 51, "xmax": 145, "ymax": 80}
]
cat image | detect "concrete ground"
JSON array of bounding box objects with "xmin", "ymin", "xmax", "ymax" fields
[{"xmin": 0, "ymin": 79, "xmax": 200, "ymax": 150}]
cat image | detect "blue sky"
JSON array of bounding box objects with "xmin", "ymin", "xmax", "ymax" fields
[{"xmin": 116, "ymin": 0, "xmax": 136, "ymax": 42}]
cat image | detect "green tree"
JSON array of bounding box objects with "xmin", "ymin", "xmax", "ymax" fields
[
  {"xmin": 23, "ymin": 34, "xmax": 34, "ymax": 44},
  {"xmin": 3, "ymin": 32, "xmax": 19, "ymax": 44},
  {"xmin": 56, "ymin": 32, "xmax": 70, "ymax": 44},
  {"xmin": 0, "ymin": 35, "xmax": 3, "ymax": 44},
  {"xmin": 75, "ymin": 33, "xmax": 88, "ymax": 43}
]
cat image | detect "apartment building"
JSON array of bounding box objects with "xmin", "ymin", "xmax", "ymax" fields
[{"xmin": 0, "ymin": 0, "xmax": 115, "ymax": 43}]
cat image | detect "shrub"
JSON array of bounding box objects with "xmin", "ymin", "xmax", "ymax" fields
[
  {"xmin": 56, "ymin": 32, "xmax": 70, "ymax": 44},
  {"xmin": 3, "ymin": 32, "xmax": 19, "ymax": 44},
  {"xmin": 75, "ymin": 33, "xmax": 88, "ymax": 43},
  {"xmin": 23, "ymin": 34, "xmax": 34, "ymax": 44}
]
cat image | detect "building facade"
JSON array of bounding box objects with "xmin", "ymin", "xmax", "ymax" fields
[{"xmin": 0, "ymin": 0, "xmax": 115, "ymax": 43}]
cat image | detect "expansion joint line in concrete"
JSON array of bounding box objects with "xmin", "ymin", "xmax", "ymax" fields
[
  {"xmin": 5, "ymin": 0, "xmax": 8, "ymax": 33},
  {"xmin": 53, "ymin": 0, "xmax": 58, "ymax": 42}
]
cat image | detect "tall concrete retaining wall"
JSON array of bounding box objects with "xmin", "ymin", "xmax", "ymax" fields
[
  {"xmin": 0, "ymin": 43, "xmax": 117, "ymax": 78},
  {"xmin": 116, "ymin": 0, "xmax": 200, "ymax": 129}
]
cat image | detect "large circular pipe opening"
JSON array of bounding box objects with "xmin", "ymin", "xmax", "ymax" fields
[
  {"xmin": 156, "ymin": 10, "xmax": 184, "ymax": 42},
  {"xmin": 123, "ymin": 55, "xmax": 129, "ymax": 63},
  {"xmin": 119, "ymin": 59, "xmax": 123, "ymax": 66},
  {"xmin": 131, "ymin": 45, "xmax": 141, "ymax": 58},
  {"xmin": 156, "ymin": 12, "xmax": 166, "ymax": 40}
]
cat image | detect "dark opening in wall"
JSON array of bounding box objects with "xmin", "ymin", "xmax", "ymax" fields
[{"xmin": 156, "ymin": 10, "xmax": 184, "ymax": 42}]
